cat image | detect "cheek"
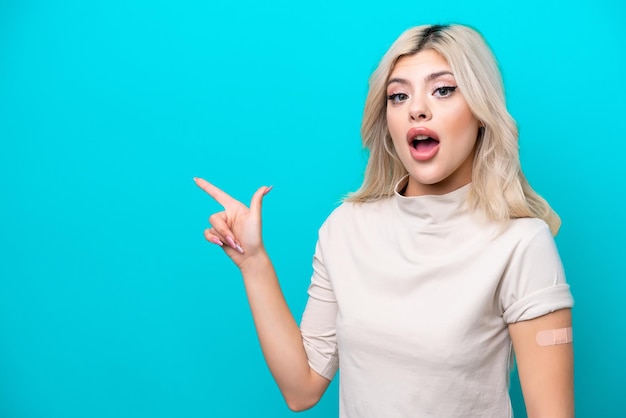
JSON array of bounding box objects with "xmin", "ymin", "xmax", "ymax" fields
[
  {"xmin": 386, "ymin": 113, "xmax": 406, "ymax": 155},
  {"xmin": 448, "ymin": 105, "xmax": 478, "ymax": 136},
  {"xmin": 386, "ymin": 110, "xmax": 403, "ymax": 137}
]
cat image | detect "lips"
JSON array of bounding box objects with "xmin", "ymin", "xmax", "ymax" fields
[{"xmin": 406, "ymin": 127, "xmax": 440, "ymax": 161}]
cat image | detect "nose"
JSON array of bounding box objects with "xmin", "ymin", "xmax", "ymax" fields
[{"xmin": 409, "ymin": 97, "xmax": 431, "ymax": 121}]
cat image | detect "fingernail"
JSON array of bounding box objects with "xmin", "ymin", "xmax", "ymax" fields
[
  {"xmin": 193, "ymin": 177, "xmax": 198, "ymax": 182},
  {"xmin": 209, "ymin": 237, "xmax": 223, "ymax": 246},
  {"xmin": 225, "ymin": 236, "xmax": 237, "ymax": 249},
  {"xmin": 264, "ymin": 185, "xmax": 273, "ymax": 195},
  {"xmin": 226, "ymin": 236, "xmax": 245, "ymax": 254}
]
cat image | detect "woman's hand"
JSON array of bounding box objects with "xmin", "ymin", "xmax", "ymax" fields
[
  {"xmin": 194, "ymin": 177, "xmax": 330, "ymax": 410},
  {"xmin": 194, "ymin": 177, "xmax": 272, "ymax": 268}
]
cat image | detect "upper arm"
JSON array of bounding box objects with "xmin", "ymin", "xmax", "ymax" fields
[
  {"xmin": 295, "ymin": 233, "xmax": 339, "ymax": 410},
  {"xmin": 299, "ymin": 238, "xmax": 339, "ymax": 379},
  {"xmin": 508, "ymin": 308, "xmax": 574, "ymax": 418}
]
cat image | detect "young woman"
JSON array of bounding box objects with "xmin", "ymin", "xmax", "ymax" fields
[{"xmin": 195, "ymin": 24, "xmax": 574, "ymax": 418}]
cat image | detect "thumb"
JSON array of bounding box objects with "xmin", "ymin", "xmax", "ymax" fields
[{"xmin": 249, "ymin": 185, "xmax": 272, "ymax": 217}]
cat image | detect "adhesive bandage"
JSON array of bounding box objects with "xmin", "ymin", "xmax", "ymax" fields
[{"xmin": 535, "ymin": 327, "xmax": 573, "ymax": 346}]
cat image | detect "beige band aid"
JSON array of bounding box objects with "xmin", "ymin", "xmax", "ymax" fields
[{"xmin": 536, "ymin": 327, "xmax": 573, "ymax": 346}]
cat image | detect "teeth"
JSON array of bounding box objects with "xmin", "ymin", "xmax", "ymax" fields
[{"xmin": 413, "ymin": 135, "xmax": 429, "ymax": 140}]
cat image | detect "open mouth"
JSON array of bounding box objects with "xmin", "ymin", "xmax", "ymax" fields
[{"xmin": 411, "ymin": 135, "xmax": 440, "ymax": 152}]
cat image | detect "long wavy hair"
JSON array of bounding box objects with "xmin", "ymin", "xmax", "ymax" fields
[{"xmin": 346, "ymin": 24, "xmax": 561, "ymax": 235}]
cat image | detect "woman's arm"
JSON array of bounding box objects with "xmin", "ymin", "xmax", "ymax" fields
[
  {"xmin": 508, "ymin": 308, "xmax": 574, "ymax": 418},
  {"xmin": 194, "ymin": 178, "xmax": 330, "ymax": 411}
]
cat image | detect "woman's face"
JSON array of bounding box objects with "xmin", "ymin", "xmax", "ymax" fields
[{"xmin": 386, "ymin": 49, "xmax": 480, "ymax": 196}]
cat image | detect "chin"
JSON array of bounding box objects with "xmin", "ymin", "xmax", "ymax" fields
[{"xmin": 408, "ymin": 172, "xmax": 448, "ymax": 186}]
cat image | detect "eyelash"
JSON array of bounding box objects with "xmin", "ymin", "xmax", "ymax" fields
[
  {"xmin": 433, "ymin": 86, "xmax": 457, "ymax": 97},
  {"xmin": 386, "ymin": 86, "xmax": 458, "ymax": 104},
  {"xmin": 387, "ymin": 93, "xmax": 408, "ymax": 104}
]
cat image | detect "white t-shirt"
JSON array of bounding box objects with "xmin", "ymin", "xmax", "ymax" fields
[{"xmin": 300, "ymin": 180, "xmax": 574, "ymax": 417}]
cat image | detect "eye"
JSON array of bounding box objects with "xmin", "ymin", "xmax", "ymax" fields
[
  {"xmin": 433, "ymin": 86, "xmax": 457, "ymax": 97},
  {"xmin": 387, "ymin": 93, "xmax": 409, "ymax": 104}
]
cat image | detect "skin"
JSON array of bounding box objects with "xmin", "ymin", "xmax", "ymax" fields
[
  {"xmin": 385, "ymin": 49, "xmax": 573, "ymax": 417},
  {"xmin": 194, "ymin": 178, "xmax": 330, "ymax": 411},
  {"xmin": 387, "ymin": 49, "xmax": 574, "ymax": 418},
  {"xmin": 386, "ymin": 49, "xmax": 480, "ymax": 196},
  {"xmin": 195, "ymin": 49, "xmax": 573, "ymax": 417},
  {"xmin": 509, "ymin": 309, "xmax": 574, "ymax": 418}
]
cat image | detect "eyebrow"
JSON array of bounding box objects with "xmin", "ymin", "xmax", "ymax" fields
[{"xmin": 387, "ymin": 71, "xmax": 455, "ymax": 87}]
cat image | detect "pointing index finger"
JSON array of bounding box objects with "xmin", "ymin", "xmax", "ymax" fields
[{"xmin": 194, "ymin": 177, "xmax": 236, "ymax": 207}]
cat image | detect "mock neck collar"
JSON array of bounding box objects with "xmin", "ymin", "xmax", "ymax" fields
[{"xmin": 393, "ymin": 176, "xmax": 471, "ymax": 228}]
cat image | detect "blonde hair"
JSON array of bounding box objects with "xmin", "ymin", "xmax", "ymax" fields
[{"xmin": 346, "ymin": 24, "xmax": 561, "ymax": 235}]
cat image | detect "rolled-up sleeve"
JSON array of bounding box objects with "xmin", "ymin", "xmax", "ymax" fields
[
  {"xmin": 299, "ymin": 232, "xmax": 339, "ymax": 381},
  {"xmin": 500, "ymin": 223, "xmax": 574, "ymax": 324}
]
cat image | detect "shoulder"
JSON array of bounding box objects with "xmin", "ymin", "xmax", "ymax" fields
[
  {"xmin": 318, "ymin": 198, "xmax": 394, "ymax": 237},
  {"xmin": 479, "ymin": 217, "xmax": 560, "ymax": 267},
  {"xmin": 499, "ymin": 218, "xmax": 572, "ymax": 322},
  {"xmin": 324, "ymin": 198, "xmax": 392, "ymax": 223},
  {"xmin": 500, "ymin": 217, "xmax": 562, "ymax": 265},
  {"xmin": 505, "ymin": 217, "xmax": 553, "ymax": 242}
]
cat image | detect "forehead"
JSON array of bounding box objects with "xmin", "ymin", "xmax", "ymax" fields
[{"xmin": 390, "ymin": 49, "xmax": 452, "ymax": 78}]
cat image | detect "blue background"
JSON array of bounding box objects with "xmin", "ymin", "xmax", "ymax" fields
[{"xmin": 1, "ymin": 0, "xmax": 624, "ymax": 417}]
